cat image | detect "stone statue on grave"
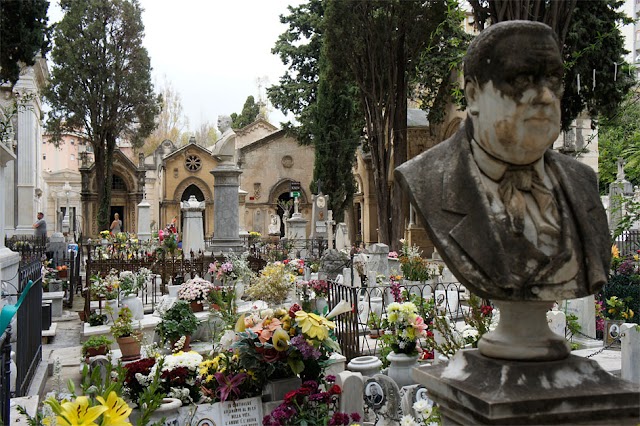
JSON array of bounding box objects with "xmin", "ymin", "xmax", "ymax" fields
[
  {"xmin": 395, "ymin": 21, "xmax": 610, "ymax": 360},
  {"xmin": 211, "ymin": 114, "xmax": 236, "ymax": 163},
  {"xmin": 268, "ymin": 213, "xmax": 281, "ymax": 236}
]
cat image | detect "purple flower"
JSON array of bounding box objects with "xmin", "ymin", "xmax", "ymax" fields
[
  {"xmin": 213, "ymin": 372, "xmax": 246, "ymax": 402},
  {"xmin": 390, "ymin": 280, "xmax": 402, "ymax": 302},
  {"xmin": 326, "ymin": 374, "xmax": 336, "ymax": 383},
  {"xmin": 291, "ymin": 334, "xmax": 321, "ymax": 359}
]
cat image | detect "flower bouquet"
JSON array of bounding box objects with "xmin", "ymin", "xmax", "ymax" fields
[
  {"xmin": 89, "ymin": 271, "xmax": 120, "ymax": 300},
  {"xmin": 233, "ymin": 304, "xmax": 341, "ymax": 385},
  {"xmin": 199, "ymin": 351, "xmax": 263, "ymax": 403},
  {"xmin": 384, "ymin": 301, "xmax": 428, "ymax": 355},
  {"xmin": 178, "ymin": 276, "xmax": 213, "ymax": 305},
  {"xmin": 245, "ymin": 261, "xmax": 296, "ymax": 305},
  {"xmin": 263, "ymin": 376, "xmax": 361, "ymax": 426}
]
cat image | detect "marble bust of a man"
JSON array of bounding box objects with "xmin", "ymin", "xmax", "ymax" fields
[
  {"xmin": 395, "ymin": 21, "xmax": 610, "ymax": 303},
  {"xmin": 211, "ymin": 114, "xmax": 236, "ymax": 162}
]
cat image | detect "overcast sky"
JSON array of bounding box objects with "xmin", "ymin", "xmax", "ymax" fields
[{"xmin": 49, "ymin": 0, "xmax": 301, "ymax": 132}]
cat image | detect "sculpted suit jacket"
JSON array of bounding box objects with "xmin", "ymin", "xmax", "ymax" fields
[{"xmin": 395, "ymin": 123, "xmax": 610, "ymax": 301}]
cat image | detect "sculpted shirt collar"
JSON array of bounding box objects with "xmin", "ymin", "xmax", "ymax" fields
[{"xmin": 470, "ymin": 139, "xmax": 546, "ymax": 183}]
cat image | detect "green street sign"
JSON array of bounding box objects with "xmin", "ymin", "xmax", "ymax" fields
[{"xmin": 290, "ymin": 191, "xmax": 301, "ymax": 198}]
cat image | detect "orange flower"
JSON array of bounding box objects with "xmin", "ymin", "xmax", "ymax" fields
[{"xmin": 250, "ymin": 318, "xmax": 283, "ymax": 343}]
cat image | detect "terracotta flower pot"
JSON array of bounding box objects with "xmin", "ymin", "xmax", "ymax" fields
[
  {"xmin": 117, "ymin": 333, "xmax": 142, "ymax": 361},
  {"xmin": 85, "ymin": 344, "xmax": 108, "ymax": 358},
  {"xmin": 189, "ymin": 300, "xmax": 204, "ymax": 312}
]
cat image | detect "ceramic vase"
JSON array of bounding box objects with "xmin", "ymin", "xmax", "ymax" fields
[
  {"xmin": 347, "ymin": 355, "xmax": 383, "ymax": 377},
  {"xmin": 167, "ymin": 285, "xmax": 181, "ymax": 299},
  {"xmin": 121, "ymin": 294, "xmax": 144, "ymax": 320},
  {"xmin": 387, "ymin": 351, "xmax": 419, "ymax": 388},
  {"xmin": 105, "ymin": 299, "xmax": 120, "ymax": 322},
  {"xmin": 314, "ymin": 297, "xmax": 328, "ymax": 315}
]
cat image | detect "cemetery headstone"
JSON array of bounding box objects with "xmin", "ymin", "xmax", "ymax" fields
[
  {"xmin": 336, "ymin": 371, "xmax": 365, "ymax": 420},
  {"xmin": 181, "ymin": 195, "xmax": 205, "ymax": 254},
  {"xmin": 320, "ymin": 249, "xmax": 349, "ymax": 280},
  {"xmin": 367, "ymin": 243, "xmax": 389, "ymax": 278},
  {"xmin": 310, "ymin": 192, "xmax": 329, "ymax": 239},
  {"xmin": 546, "ymin": 308, "xmax": 566, "ymax": 338},
  {"xmin": 621, "ymin": 323, "xmax": 640, "ymax": 385},
  {"xmin": 364, "ymin": 375, "xmax": 401, "ymax": 426},
  {"xmin": 563, "ymin": 295, "xmax": 601, "ymax": 348}
]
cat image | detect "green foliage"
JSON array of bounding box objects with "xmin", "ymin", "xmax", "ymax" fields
[
  {"xmin": 324, "ymin": 0, "xmax": 452, "ymax": 249},
  {"xmin": 602, "ymin": 277, "xmax": 640, "ymax": 324},
  {"xmin": 565, "ymin": 313, "xmax": 581, "ymax": 341},
  {"xmin": 110, "ymin": 306, "xmax": 138, "ymax": 339},
  {"xmin": 45, "ymin": 0, "xmax": 160, "ymax": 231},
  {"xmin": 157, "ymin": 300, "xmax": 199, "ymax": 342},
  {"xmin": 231, "ymin": 95, "xmax": 260, "ymax": 129},
  {"xmin": 134, "ymin": 358, "xmax": 168, "ymax": 426},
  {"xmin": 599, "ymin": 92, "xmax": 640, "ymax": 194},
  {"xmin": 88, "ymin": 312, "xmax": 108, "ymax": 326},
  {"xmin": 81, "ymin": 335, "xmax": 113, "ymax": 356},
  {"xmin": 0, "ymin": 0, "xmax": 51, "ymax": 85},
  {"xmin": 413, "ymin": 0, "xmax": 471, "ymax": 125},
  {"xmin": 560, "ymin": 0, "xmax": 634, "ymax": 131}
]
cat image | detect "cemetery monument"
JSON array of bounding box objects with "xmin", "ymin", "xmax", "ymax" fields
[{"xmin": 396, "ymin": 21, "xmax": 639, "ymax": 424}]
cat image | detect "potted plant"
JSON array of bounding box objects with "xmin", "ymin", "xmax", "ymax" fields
[
  {"xmin": 111, "ymin": 306, "xmax": 142, "ymax": 361},
  {"xmin": 367, "ymin": 312, "xmax": 384, "ymax": 338},
  {"xmin": 88, "ymin": 312, "xmax": 108, "ymax": 326},
  {"xmin": 81, "ymin": 335, "xmax": 112, "ymax": 359},
  {"xmin": 177, "ymin": 276, "xmax": 213, "ymax": 312},
  {"xmin": 157, "ymin": 300, "xmax": 199, "ymax": 352}
]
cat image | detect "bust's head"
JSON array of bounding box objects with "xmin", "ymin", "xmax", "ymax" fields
[
  {"xmin": 217, "ymin": 115, "xmax": 232, "ymax": 133},
  {"xmin": 464, "ymin": 21, "xmax": 563, "ymax": 165}
]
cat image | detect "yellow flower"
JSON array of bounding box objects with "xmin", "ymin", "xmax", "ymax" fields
[
  {"xmin": 612, "ymin": 244, "xmax": 620, "ymax": 259},
  {"xmin": 273, "ymin": 328, "xmax": 290, "ymax": 351},
  {"xmin": 235, "ymin": 314, "xmax": 246, "ymax": 332},
  {"xmin": 96, "ymin": 391, "xmax": 132, "ymax": 426},
  {"xmin": 46, "ymin": 396, "xmax": 107, "ymax": 426},
  {"xmin": 295, "ymin": 311, "xmax": 335, "ymax": 341}
]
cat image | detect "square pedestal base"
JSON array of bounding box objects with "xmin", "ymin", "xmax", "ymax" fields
[{"xmin": 413, "ymin": 349, "xmax": 640, "ymax": 425}]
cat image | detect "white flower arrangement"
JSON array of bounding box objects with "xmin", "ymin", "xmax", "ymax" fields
[
  {"xmin": 159, "ymin": 351, "xmax": 204, "ymax": 372},
  {"xmin": 178, "ymin": 276, "xmax": 213, "ymax": 302}
]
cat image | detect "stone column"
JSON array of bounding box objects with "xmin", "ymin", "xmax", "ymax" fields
[
  {"xmin": 238, "ymin": 188, "xmax": 249, "ymax": 238},
  {"xmin": 0, "ymin": 142, "xmax": 20, "ymax": 308},
  {"xmin": 137, "ymin": 199, "xmax": 152, "ymax": 241},
  {"xmin": 181, "ymin": 195, "xmax": 206, "ymax": 255},
  {"xmin": 12, "ymin": 68, "xmax": 43, "ymax": 235},
  {"xmin": 209, "ymin": 163, "xmax": 243, "ymax": 254}
]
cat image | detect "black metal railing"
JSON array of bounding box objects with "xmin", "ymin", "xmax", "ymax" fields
[
  {"xmin": 328, "ymin": 279, "xmax": 467, "ymax": 361},
  {"xmin": 15, "ymin": 262, "xmax": 43, "ymax": 397},
  {"xmin": 0, "ymin": 328, "xmax": 11, "ymax": 425},
  {"xmin": 614, "ymin": 230, "xmax": 640, "ymax": 257},
  {"xmin": 4, "ymin": 235, "xmax": 48, "ymax": 265}
]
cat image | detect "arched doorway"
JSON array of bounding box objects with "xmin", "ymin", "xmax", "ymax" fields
[
  {"xmin": 180, "ymin": 184, "xmax": 206, "ymax": 234},
  {"xmin": 276, "ymin": 192, "xmax": 293, "ymax": 237},
  {"xmin": 110, "ymin": 174, "xmax": 128, "ymax": 232}
]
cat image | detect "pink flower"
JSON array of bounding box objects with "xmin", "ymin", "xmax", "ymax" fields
[
  {"xmin": 414, "ymin": 316, "xmax": 428, "ymax": 334},
  {"xmin": 158, "ymin": 229, "xmax": 164, "ymax": 241}
]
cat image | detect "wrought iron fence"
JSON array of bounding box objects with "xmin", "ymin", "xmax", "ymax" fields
[
  {"xmin": 0, "ymin": 328, "xmax": 10, "ymax": 425},
  {"xmin": 614, "ymin": 230, "xmax": 640, "ymax": 257},
  {"xmin": 4, "ymin": 235, "xmax": 48, "ymax": 265},
  {"xmin": 15, "ymin": 261, "xmax": 43, "ymax": 397},
  {"xmin": 328, "ymin": 279, "xmax": 467, "ymax": 361}
]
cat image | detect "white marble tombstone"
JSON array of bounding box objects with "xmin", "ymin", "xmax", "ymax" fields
[
  {"xmin": 336, "ymin": 371, "xmax": 365, "ymax": 420},
  {"xmin": 546, "ymin": 308, "xmax": 566, "ymax": 338},
  {"xmin": 621, "ymin": 323, "xmax": 640, "ymax": 385},
  {"xmin": 180, "ymin": 195, "xmax": 205, "ymax": 255},
  {"xmin": 335, "ymin": 223, "xmax": 350, "ymax": 251},
  {"xmin": 367, "ymin": 243, "xmax": 390, "ymax": 278},
  {"xmin": 563, "ymin": 295, "xmax": 601, "ymax": 348}
]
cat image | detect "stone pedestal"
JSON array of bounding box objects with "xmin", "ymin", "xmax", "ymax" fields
[
  {"xmin": 286, "ymin": 212, "xmax": 308, "ymax": 252},
  {"xmin": 413, "ymin": 349, "xmax": 640, "ymax": 425},
  {"xmin": 136, "ymin": 199, "xmax": 151, "ymax": 241},
  {"xmin": 209, "ymin": 164, "xmax": 243, "ymax": 254},
  {"xmin": 367, "ymin": 243, "xmax": 389, "ymax": 278},
  {"xmin": 180, "ymin": 195, "xmax": 205, "ymax": 255}
]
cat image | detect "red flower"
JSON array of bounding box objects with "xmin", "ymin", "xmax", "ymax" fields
[
  {"xmin": 288, "ymin": 303, "xmax": 302, "ymax": 318},
  {"xmin": 481, "ymin": 305, "xmax": 493, "ymax": 316},
  {"xmin": 284, "ymin": 259, "xmax": 290, "ymax": 264},
  {"xmin": 329, "ymin": 384, "xmax": 342, "ymax": 395}
]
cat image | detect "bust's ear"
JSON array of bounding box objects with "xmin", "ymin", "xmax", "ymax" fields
[{"xmin": 465, "ymin": 78, "xmax": 480, "ymax": 117}]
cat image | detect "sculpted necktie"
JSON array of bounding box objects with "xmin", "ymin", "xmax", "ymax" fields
[{"xmin": 497, "ymin": 165, "xmax": 561, "ymax": 240}]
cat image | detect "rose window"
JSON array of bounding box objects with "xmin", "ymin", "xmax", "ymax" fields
[{"xmin": 185, "ymin": 154, "xmax": 202, "ymax": 172}]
